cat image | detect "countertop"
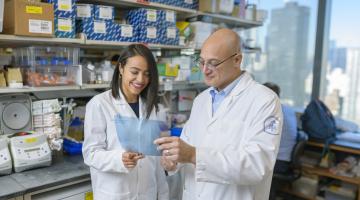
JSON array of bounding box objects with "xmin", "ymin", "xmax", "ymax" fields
[{"xmin": 0, "ymin": 154, "xmax": 90, "ymax": 200}]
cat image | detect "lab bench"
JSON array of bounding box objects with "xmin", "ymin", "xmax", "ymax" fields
[{"xmin": 0, "ymin": 155, "xmax": 91, "ymax": 200}]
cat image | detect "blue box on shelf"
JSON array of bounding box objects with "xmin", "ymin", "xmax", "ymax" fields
[
  {"xmin": 159, "ymin": 26, "xmax": 179, "ymax": 45},
  {"xmin": 136, "ymin": 25, "xmax": 160, "ymax": 44},
  {"xmin": 76, "ymin": 19, "xmax": 108, "ymax": 40},
  {"xmin": 161, "ymin": 10, "xmax": 176, "ymax": 26},
  {"xmin": 46, "ymin": 0, "xmax": 76, "ymax": 18},
  {"xmin": 94, "ymin": 5, "xmax": 114, "ymax": 21},
  {"xmin": 126, "ymin": 8, "xmax": 164, "ymax": 26},
  {"xmin": 75, "ymin": 4, "xmax": 94, "ymax": 19},
  {"xmin": 177, "ymin": 0, "xmax": 199, "ymax": 9},
  {"xmin": 55, "ymin": 17, "xmax": 75, "ymax": 38},
  {"xmin": 119, "ymin": 24, "xmax": 137, "ymax": 42},
  {"xmin": 63, "ymin": 138, "xmax": 83, "ymax": 155}
]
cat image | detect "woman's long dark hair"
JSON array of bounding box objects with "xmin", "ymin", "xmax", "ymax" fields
[{"xmin": 111, "ymin": 44, "xmax": 159, "ymax": 119}]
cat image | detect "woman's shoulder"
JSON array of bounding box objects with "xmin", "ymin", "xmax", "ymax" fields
[{"xmin": 87, "ymin": 90, "xmax": 113, "ymax": 106}]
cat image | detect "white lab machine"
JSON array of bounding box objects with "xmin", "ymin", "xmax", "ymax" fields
[
  {"xmin": 0, "ymin": 137, "xmax": 12, "ymax": 175},
  {"xmin": 10, "ymin": 134, "xmax": 51, "ymax": 172}
]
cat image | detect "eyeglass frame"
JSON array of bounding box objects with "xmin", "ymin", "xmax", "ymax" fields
[{"xmin": 195, "ymin": 53, "xmax": 240, "ymax": 70}]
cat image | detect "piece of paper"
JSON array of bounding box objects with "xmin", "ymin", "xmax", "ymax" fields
[{"xmin": 115, "ymin": 116, "xmax": 168, "ymax": 156}]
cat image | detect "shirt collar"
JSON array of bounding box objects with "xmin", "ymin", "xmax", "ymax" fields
[{"xmin": 209, "ymin": 73, "xmax": 243, "ymax": 98}]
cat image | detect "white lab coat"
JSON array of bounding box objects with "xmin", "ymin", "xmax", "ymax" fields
[
  {"xmin": 83, "ymin": 90, "xmax": 169, "ymax": 200},
  {"xmin": 179, "ymin": 72, "xmax": 283, "ymax": 200}
]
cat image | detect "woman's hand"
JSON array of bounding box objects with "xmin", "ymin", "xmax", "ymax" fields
[{"xmin": 122, "ymin": 152, "xmax": 144, "ymax": 169}]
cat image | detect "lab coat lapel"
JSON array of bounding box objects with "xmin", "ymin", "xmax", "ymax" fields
[
  {"xmin": 206, "ymin": 72, "xmax": 253, "ymax": 127},
  {"xmin": 112, "ymin": 89, "xmax": 139, "ymax": 119}
]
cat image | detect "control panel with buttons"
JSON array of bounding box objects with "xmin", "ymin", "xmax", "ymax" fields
[
  {"xmin": 0, "ymin": 137, "xmax": 12, "ymax": 175},
  {"xmin": 10, "ymin": 134, "xmax": 51, "ymax": 172}
]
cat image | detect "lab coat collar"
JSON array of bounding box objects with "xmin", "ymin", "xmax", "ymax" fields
[
  {"xmin": 206, "ymin": 71, "xmax": 254, "ymax": 126},
  {"xmin": 111, "ymin": 88, "xmax": 146, "ymax": 119}
]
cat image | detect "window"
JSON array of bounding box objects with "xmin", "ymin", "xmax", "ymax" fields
[
  {"xmin": 239, "ymin": 0, "xmax": 318, "ymax": 108},
  {"xmin": 321, "ymin": 0, "xmax": 360, "ymax": 125}
]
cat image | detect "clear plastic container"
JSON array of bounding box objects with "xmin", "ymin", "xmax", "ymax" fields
[
  {"xmin": 13, "ymin": 46, "xmax": 80, "ymax": 86},
  {"xmin": 13, "ymin": 46, "xmax": 79, "ymax": 67},
  {"xmin": 66, "ymin": 117, "xmax": 84, "ymax": 142}
]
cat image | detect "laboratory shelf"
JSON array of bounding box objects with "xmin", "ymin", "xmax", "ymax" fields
[
  {"xmin": 0, "ymin": 34, "xmax": 84, "ymax": 47},
  {"xmin": 188, "ymin": 12, "xmax": 263, "ymax": 29},
  {"xmin": 86, "ymin": 0, "xmax": 197, "ymax": 14},
  {"xmin": 84, "ymin": 40, "xmax": 190, "ymax": 50},
  {"xmin": 0, "ymin": 86, "xmax": 81, "ymax": 94},
  {"xmin": 0, "ymin": 81, "xmax": 207, "ymax": 95}
]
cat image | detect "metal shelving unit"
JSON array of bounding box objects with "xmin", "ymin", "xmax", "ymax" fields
[
  {"xmin": 0, "ymin": 34, "xmax": 84, "ymax": 47},
  {"xmin": 0, "ymin": 81, "xmax": 207, "ymax": 95}
]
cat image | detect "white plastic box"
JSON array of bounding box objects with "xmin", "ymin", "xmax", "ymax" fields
[{"xmin": 0, "ymin": 0, "xmax": 4, "ymax": 32}]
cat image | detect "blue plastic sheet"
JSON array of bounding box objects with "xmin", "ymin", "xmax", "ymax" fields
[{"xmin": 115, "ymin": 115, "xmax": 167, "ymax": 156}]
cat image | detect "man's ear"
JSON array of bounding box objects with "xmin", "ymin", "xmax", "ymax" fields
[{"xmin": 234, "ymin": 54, "xmax": 243, "ymax": 66}]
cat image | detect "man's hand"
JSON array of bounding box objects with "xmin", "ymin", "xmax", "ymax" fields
[
  {"xmin": 160, "ymin": 156, "xmax": 177, "ymax": 171},
  {"xmin": 154, "ymin": 137, "xmax": 196, "ymax": 165},
  {"xmin": 122, "ymin": 152, "xmax": 144, "ymax": 169}
]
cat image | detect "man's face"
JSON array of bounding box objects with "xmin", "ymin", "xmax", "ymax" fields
[{"xmin": 199, "ymin": 46, "xmax": 242, "ymax": 90}]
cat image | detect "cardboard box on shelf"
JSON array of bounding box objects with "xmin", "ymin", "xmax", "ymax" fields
[
  {"xmin": 199, "ymin": 0, "xmax": 234, "ymax": 15},
  {"xmin": 3, "ymin": 0, "xmax": 54, "ymax": 37},
  {"xmin": 5, "ymin": 67, "xmax": 23, "ymax": 88},
  {"xmin": 0, "ymin": 71, "xmax": 6, "ymax": 87}
]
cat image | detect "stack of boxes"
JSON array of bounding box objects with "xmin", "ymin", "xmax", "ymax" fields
[
  {"xmin": 160, "ymin": 10, "xmax": 179, "ymax": 45},
  {"xmin": 75, "ymin": 4, "xmax": 113, "ymax": 41},
  {"xmin": 126, "ymin": 8, "xmax": 162, "ymax": 44},
  {"xmin": 47, "ymin": 0, "xmax": 76, "ymax": 38},
  {"xmin": 126, "ymin": 8, "xmax": 179, "ymax": 45}
]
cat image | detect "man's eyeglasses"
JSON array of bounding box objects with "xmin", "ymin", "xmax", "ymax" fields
[{"xmin": 195, "ymin": 53, "xmax": 238, "ymax": 70}]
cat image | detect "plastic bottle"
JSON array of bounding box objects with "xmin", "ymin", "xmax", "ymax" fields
[{"xmin": 101, "ymin": 60, "xmax": 114, "ymax": 83}]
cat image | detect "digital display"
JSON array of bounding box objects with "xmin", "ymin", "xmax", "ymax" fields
[{"xmin": 24, "ymin": 148, "xmax": 40, "ymax": 153}]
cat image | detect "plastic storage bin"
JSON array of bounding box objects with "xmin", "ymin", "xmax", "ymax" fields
[
  {"xmin": 13, "ymin": 47, "xmax": 80, "ymax": 86},
  {"xmin": 63, "ymin": 138, "xmax": 82, "ymax": 155}
]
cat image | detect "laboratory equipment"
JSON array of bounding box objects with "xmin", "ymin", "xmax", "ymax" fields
[
  {"xmin": 0, "ymin": 137, "xmax": 12, "ymax": 175},
  {"xmin": 10, "ymin": 134, "xmax": 51, "ymax": 172},
  {"xmin": 0, "ymin": 94, "xmax": 32, "ymax": 136},
  {"xmin": 0, "ymin": 0, "xmax": 3, "ymax": 32}
]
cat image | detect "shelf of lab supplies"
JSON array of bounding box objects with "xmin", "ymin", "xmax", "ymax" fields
[
  {"xmin": 81, "ymin": 84, "xmax": 110, "ymax": 89},
  {"xmin": 82, "ymin": 0, "xmax": 262, "ymax": 29},
  {"xmin": 306, "ymin": 141, "xmax": 360, "ymax": 155},
  {"xmin": 159, "ymin": 80, "xmax": 207, "ymax": 91},
  {"xmin": 188, "ymin": 12, "xmax": 263, "ymax": 29},
  {"xmin": 0, "ymin": 81, "xmax": 207, "ymax": 94},
  {"xmin": 84, "ymin": 39, "xmax": 191, "ymax": 50},
  {"xmin": 302, "ymin": 165, "xmax": 360, "ymax": 185},
  {"xmin": 0, "ymin": 86, "xmax": 81, "ymax": 94},
  {"xmin": 0, "ymin": 34, "xmax": 84, "ymax": 47},
  {"xmin": 85, "ymin": 0, "xmax": 197, "ymax": 14}
]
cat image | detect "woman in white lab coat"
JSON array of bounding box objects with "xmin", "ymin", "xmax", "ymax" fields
[{"xmin": 82, "ymin": 44, "xmax": 169, "ymax": 200}]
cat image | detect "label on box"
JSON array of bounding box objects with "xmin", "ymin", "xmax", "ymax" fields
[
  {"xmin": 167, "ymin": 27, "xmax": 176, "ymax": 39},
  {"xmin": 99, "ymin": 6, "xmax": 113, "ymax": 20},
  {"xmin": 121, "ymin": 25, "xmax": 133, "ymax": 37},
  {"xmin": 184, "ymin": 0, "xmax": 193, "ymax": 4},
  {"xmin": 94, "ymin": 21, "xmax": 106, "ymax": 34},
  {"xmin": 29, "ymin": 19, "xmax": 52, "ymax": 34},
  {"xmin": 58, "ymin": 18, "xmax": 72, "ymax": 32},
  {"xmin": 147, "ymin": 27, "xmax": 156, "ymax": 39},
  {"xmin": 166, "ymin": 11, "xmax": 175, "ymax": 22},
  {"xmin": 147, "ymin": 9, "xmax": 157, "ymax": 22},
  {"xmin": 58, "ymin": 0, "xmax": 72, "ymax": 11},
  {"xmin": 26, "ymin": 6, "xmax": 43, "ymax": 14},
  {"xmin": 77, "ymin": 5, "xmax": 91, "ymax": 18}
]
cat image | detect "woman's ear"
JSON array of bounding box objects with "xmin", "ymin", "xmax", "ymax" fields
[{"xmin": 119, "ymin": 65, "xmax": 124, "ymax": 77}]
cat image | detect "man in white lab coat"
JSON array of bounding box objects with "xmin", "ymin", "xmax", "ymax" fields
[{"xmin": 154, "ymin": 28, "xmax": 283, "ymax": 200}]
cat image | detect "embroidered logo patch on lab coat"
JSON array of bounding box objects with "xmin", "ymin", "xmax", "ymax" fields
[{"xmin": 264, "ymin": 116, "xmax": 280, "ymax": 135}]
